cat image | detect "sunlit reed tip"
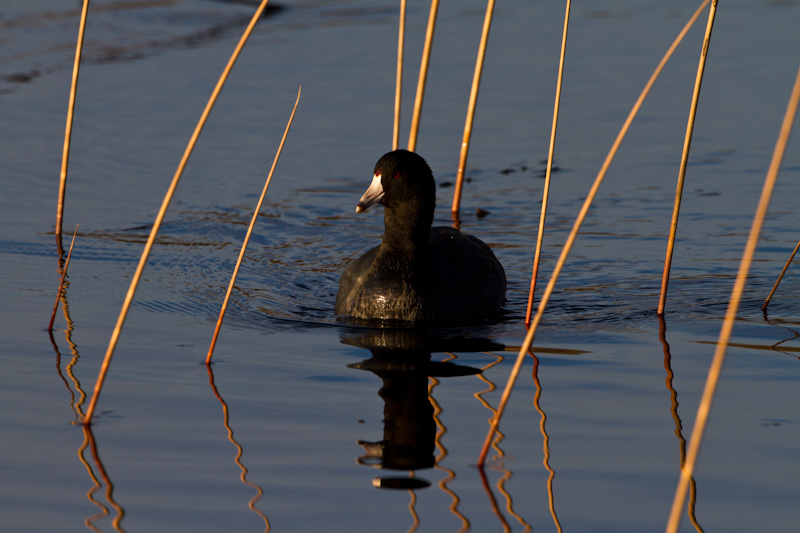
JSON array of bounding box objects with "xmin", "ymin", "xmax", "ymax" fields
[{"xmin": 762, "ymin": 239, "xmax": 800, "ymax": 311}]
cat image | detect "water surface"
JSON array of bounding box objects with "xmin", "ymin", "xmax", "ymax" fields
[{"xmin": 2, "ymin": 1, "xmax": 800, "ymax": 531}]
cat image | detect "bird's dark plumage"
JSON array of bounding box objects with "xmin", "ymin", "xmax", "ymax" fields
[{"xmin": 335, "ymin": 150, "xmax": 505, "ymax": 323}]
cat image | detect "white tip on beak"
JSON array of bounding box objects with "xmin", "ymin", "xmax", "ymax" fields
[{"xmin": 355, "ymin": 173, "xmax": 385, "ymax": 213}]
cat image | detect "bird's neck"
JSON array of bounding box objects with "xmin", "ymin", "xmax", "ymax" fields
[{"xmin": 378, "ymin": 206, "xmax": 431, "ymax": 267}]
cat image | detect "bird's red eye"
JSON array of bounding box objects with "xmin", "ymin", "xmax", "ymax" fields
[{"xmin": 393, "ymin": 172, "xmax": 400, "ymax": 178}]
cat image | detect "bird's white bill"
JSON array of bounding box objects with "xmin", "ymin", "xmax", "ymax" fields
[{"xmin": 356, "ymin": 173, "xmax": 385, "ymax": 213}]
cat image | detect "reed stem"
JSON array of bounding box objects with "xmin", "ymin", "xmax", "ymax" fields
[
  {"xmin": 658, "ymin": 0, "xmax": 718, "ymax": 315},
  {"xmin": 49, "ymin": 225, "xmax": 78, "ymax": 331},
  {"xmin": 524, "ymin": 0, "xmax": 571, "ymax": 326},
  {"xmin": 451, "ymin": 0, "xmax": 496, "ymax": 216},
  {"xmin": 666, "ymin": 59, "xmax": 800, "ymax": 533},
  {"xmin": 393, "ymin": 0, "xmax": 406, "ymax": 151},
  {"xmin": 407, "ymin": 0, "xmax": 439, "ymax": 152},
  {"xmin": 478, "ymin": 0, "xmax": 711, "ymax": 466},
  {"xmin": 56, "ymin": 0, "xmax": 90, "ymax": 251},
  {"xmin": 82, "ymin": 0, "xmax": 272, "ymax": 424},
  {"xmin": 207, "ymin": 87, "xmax": 301, "ymax": 363},
  {"xmin": 762, "ymin": 239, "xmax": 800, "ymax": 310}
]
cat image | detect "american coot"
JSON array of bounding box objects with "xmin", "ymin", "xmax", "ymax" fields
[{"xmin": 335, "ymin": 150, "xmax": 506, "ymax": 323}]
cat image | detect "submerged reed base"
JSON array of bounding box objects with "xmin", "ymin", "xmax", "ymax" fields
[{"xmin": 49, "ymin": 224, "xmax": 78, "ymax": 332}]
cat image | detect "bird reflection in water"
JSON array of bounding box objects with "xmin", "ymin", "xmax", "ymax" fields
[{"xmin": 342, "ymin": 327, "xmax": 501, "ymax": 490}]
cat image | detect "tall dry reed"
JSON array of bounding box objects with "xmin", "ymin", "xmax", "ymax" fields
[
  {"xmin": 393, "ymin": 0, "xmax": 407, "ymax": 151},
  {"xmin": 56, "ymin": 0, "xmax": 90, "ymax": 251},
  {"xmin": 82, "ymin": 0, "xmax": 273, "ymax": 424},
  {"xmin": 478, "ymin": 0, "xmax": 713, "ymax": 465},
  {"xmin": 666, "ymin": 58, "xmax": 800, "ymax": 533},
  {"xmin": 451, "ymin": 0, "xmax": 496, "ymax": 217},
  {"xmin": 658, "ymin": 0, "xmax": 718, "ymax": 315},
  {"xmin": 525, "ymin": 0, "xmax": 572, "ymax": 326},
  {"xmin": 407, "ymin": 0, "xmax": 439, "ymax": 152}
]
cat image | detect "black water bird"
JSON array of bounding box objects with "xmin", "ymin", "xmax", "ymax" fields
[{"xmin": 335, "ymin": 150, "xmax": 505, "ymax": 323}]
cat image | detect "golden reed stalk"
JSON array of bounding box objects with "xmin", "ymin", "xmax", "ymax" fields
[
  {"xmin": 524, "ymin": 0, "xmax": 572, "ymax": 326},
  {"xmin": 56, "ymin": 0, "xmax": 90, "ymax": 251},
  {"xmin": 451, "ymin": 0, "xmax": 496, "ymax": 217},
  {"xmin": 666, "ymin": 60, "xmax": 800, "ymax": 533},
  {"xmin": 407, "ymin": 0, "xmax": 439, "ymax": 152},
  {"xmin": 478, "ymin": 0, "xmax": 712, "ymax": 466},
  {"xmin": 393, "ymin": 0, "xmax": 406, "ymax": 150},
  {"xmin": 658, "ymin": 0, "xmax": 718, "ymax": 315},
  {"xmin": 82, "ymin": 0, "xmax": 272, "ymax": 424},
  {"xmin": 206, "ymin": 87, "xmax": 301, "ymax": 363},
  {"xmin": 762, "ymin": 239, "xmax": 800, "ymax": 310}
]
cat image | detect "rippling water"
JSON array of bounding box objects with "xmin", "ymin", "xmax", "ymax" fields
[{"xmin": 2, "ymin": 1, "xmax": 800, "ymax": 531}]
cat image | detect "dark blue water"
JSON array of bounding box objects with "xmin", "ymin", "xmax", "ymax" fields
[{"xmin": 2, "ymin": 1, "xmax": 800, "ymax": 531}]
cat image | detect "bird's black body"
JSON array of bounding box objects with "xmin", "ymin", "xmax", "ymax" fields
[{"xmin": 335, "ymin": 150, "xmax": 506, "ymax": 323}]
